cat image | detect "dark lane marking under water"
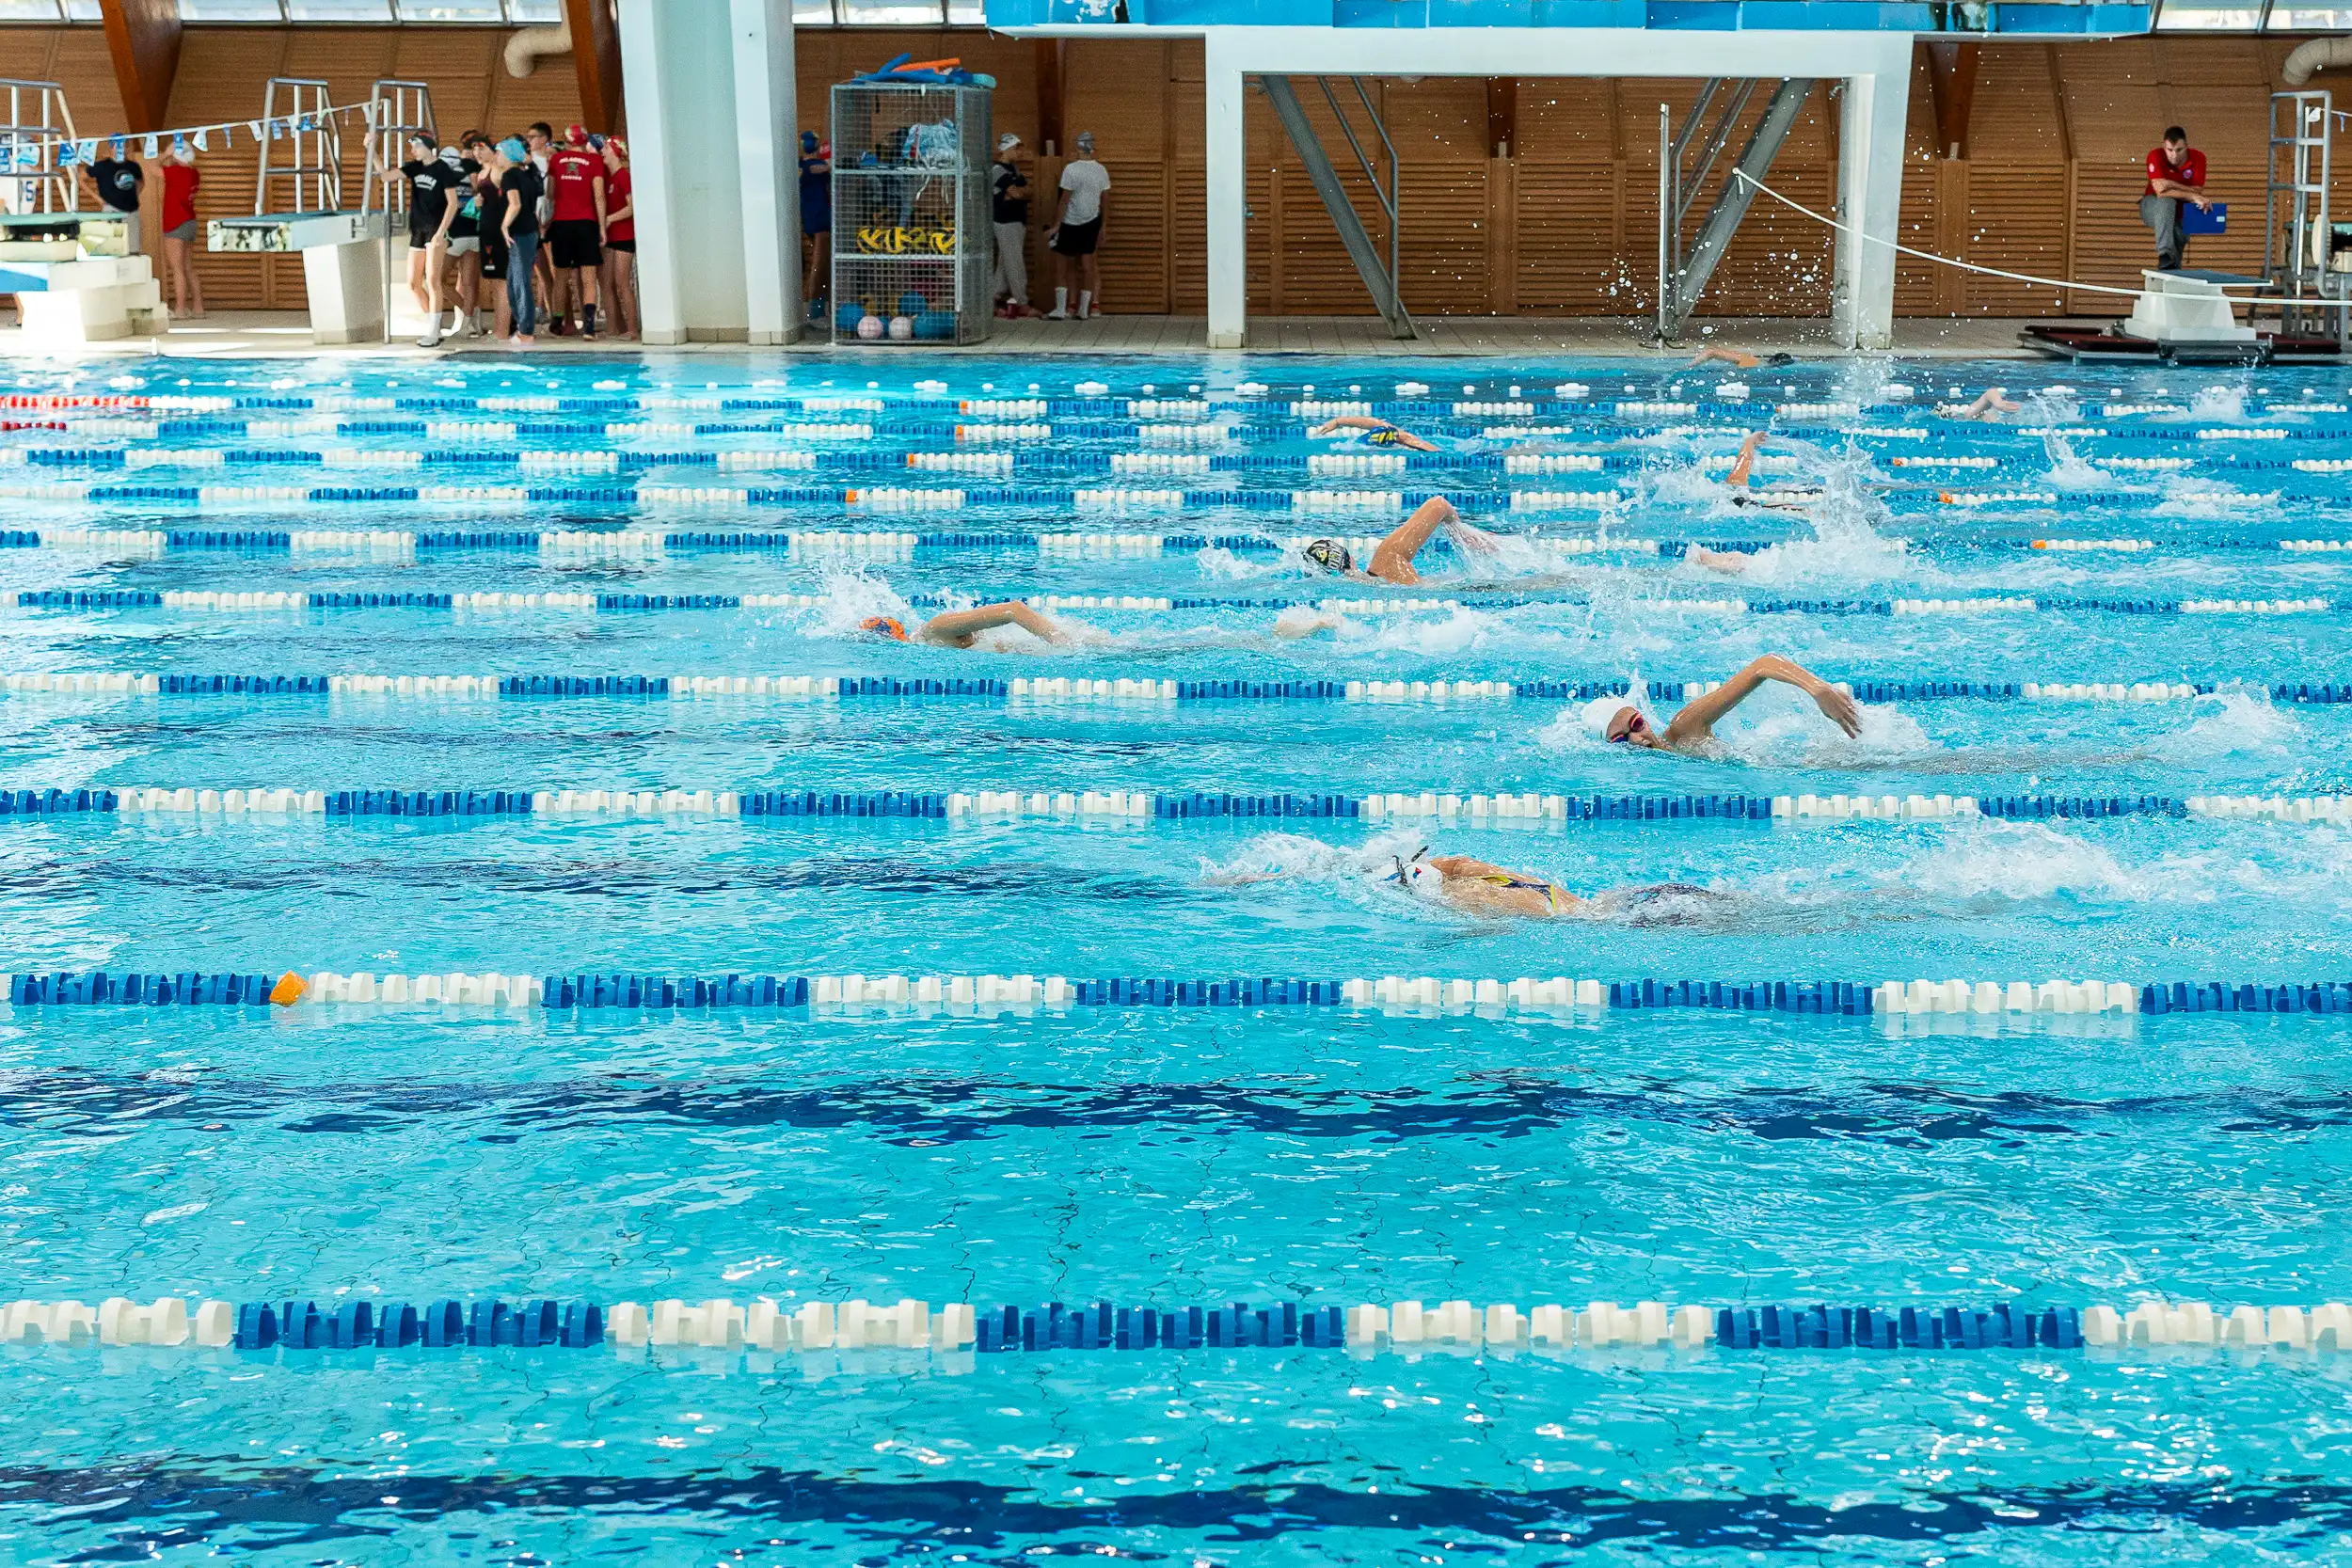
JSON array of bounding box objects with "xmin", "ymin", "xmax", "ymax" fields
[
  {"xmin": 2, "ymin": 1463, "xmax": 2347, "ymax": 1559},
  {"xmin": 0, "ymin": 1067, "xmax": 2341, "ymax": 1147}
]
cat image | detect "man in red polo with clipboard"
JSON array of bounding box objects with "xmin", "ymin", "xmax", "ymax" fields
[{"xmin": 2140, "ymin": 125, "xmax": 2211, "ymax": 273}]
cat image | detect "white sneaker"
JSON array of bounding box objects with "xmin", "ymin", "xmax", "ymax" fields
[
  {"xmin": 1044, "ymin": 309, "xmax": 1069, "ymax": 320},
  {"xmin": 417, "ymin": 330, "xmax": 442, "ymax": 348}
]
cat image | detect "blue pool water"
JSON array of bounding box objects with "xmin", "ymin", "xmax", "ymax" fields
[{"xmin": 5, "ymin": 352, "xmax": 2352, "ymax": 1564}]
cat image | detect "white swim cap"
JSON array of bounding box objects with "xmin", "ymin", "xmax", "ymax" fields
[{"xmin": 1583, "ymin": 694, "xmax": 1635, "ymax": 739}]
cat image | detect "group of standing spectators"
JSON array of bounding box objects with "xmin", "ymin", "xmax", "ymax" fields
[{"xmin": 381, "ymin": 119, "xmax": 636, "ymax": 348}]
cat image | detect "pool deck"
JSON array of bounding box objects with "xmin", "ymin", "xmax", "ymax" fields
[{"xmin": 0, "ymin": 310, "xmax": 2069, "ymax": 360}]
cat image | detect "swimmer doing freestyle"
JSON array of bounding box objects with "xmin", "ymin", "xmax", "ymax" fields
[
  {"xmin": 1383, "ymin": 848, "xmax": 1717, "ymax": 922},
  {"xmin": 1309, "ymin": 414, "xmax": 1439, "ymax": 452},
  {"xmin": 1211, "ymin": 845, "xmax": 1720, "ymax": 924},
  {"xmin": 1585, "ymin": 654, "xmax": 1861, "ymax": 752},
  {"xmin": 860, "ymin": 599, "xmax": 1067, "ymax": 648},
  {"xmin": 1298, "ymin": 495, "xmax": 1502, "ymax": 585}
]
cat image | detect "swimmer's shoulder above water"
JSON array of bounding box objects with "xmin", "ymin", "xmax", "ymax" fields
[{"xmin": 860, "ymin": 599, "xmax": 1068, "ymax": 649}]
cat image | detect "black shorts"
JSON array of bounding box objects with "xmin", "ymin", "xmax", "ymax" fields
[
  {"xmin": 479, "ymin": 235, "xmax": 507, "ymax": 280},
  {"xmin": 548, "ymin": 218, "xmax": 602, "ymax": 269},
  {"xmin": 1051, "ymin": 217, "xmax": 1102, "ymax": 257},
  {"xmin": 606, "ymin": 237, "xmax": 635, "ymax": 254}
]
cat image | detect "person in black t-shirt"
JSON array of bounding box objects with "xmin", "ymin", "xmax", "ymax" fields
[
  {"xmin": 438, "ymin": 139, "xmax": 485, "ymax": 337},
  {"xmin": 990, "ymin": 133, "xmax": 1030, "ymax": 311},
  {"xmin": 492, "ymin": 135, "xmax": 543, "ymax": 346},
  {"xmin": 463, "ymin": 135, "xmax": 511, "ymax": 336},
  {"xmin": 385, "ymin": 131, "xmax": 467, "ymax": 346},
  {"xmin": 88, "ymin": 150, "xmax": 143, "ymax": 216}
]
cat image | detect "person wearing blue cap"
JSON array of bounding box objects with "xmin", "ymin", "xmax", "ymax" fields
[{"xmin": 489, "ymin": 135, "xmax": 543, "ymax": 345}]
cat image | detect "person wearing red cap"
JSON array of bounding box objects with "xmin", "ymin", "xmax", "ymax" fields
[
  {"xmin": 545, "ymin": 123, "xmax": 607, "ymax": 340},
  {"xmin": 599, "ymin": 135, "xmax": 637, "ymax": 341}
]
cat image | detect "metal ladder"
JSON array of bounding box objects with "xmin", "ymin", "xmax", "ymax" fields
[
  {"xmin": 253, "ymin": 78, "xmax": 344, "ymax": 216},
  {"xmin": 0, "ymin": 79, "xmax": 79, "ymax": 215},
  {"xmin": 2265, "ymin": 89, "xmax": 2343, "ymax": 347},
  {"xmin": 1259, "ymin": 75, "xmax": 1414, "ymax": 340},
  {"xmin": 361, "ymin": 80, "xmax": 438, "ymax": 219},
  {"xmin": 1655, "ymin": 78, "xmax": 1813, "ymax": 342}
]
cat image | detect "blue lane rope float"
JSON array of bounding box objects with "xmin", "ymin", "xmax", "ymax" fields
[
  {"xmin": 11, "ymin": 1290, "xmax": 2351, "ymax": 1357},
  {"xmin": 4, "ymin": 587, "xmax": 2342, "ymax": 619},
  {"xmin": 70, "ymin": 785, "xmax": 2267, "ymax": 825},
  {"xmin": 6, "ymin": 967, "xmax": 2344, "ymax": 1018},
  {"xmin": 16, "ymin": 672, "xmax": 2352, "ymax": 705}
]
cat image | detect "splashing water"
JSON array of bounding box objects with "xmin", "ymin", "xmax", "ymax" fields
[
  {"xmin": 1727, "ymin": 700, "xmax": 1939, "ymax": 767},
  {"xmin": 1195, "ymin": 545, "xmax": 1284, "ymax": 581},
  {"xmin": 2017, "ymin": 387, "xmax": 2084, "ymax": 424},
  {"xmin": 2187, "ymin": 384, "xmax": 2250, "ymax": 423},
  {"xmin": 1357, "ymin": 607, "xmax": 1503, "ymax": 657},
  {"xmin": 2154, "ymin": 475, "xmax": 2280, "ymax": 519},
  {"xmin": 2042, "ymin": 435, "xmax": 2111, "ymax": 491},
  {"xmin": 2153, "ymin": 689, "xmax": 2296, "ymax": 761},
  {"xmin": 800, "ymin": 563, "xmax": 914, "ymax": 639}
]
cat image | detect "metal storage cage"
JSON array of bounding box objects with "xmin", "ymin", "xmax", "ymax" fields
[{"xmin": 829, "ymin": 81, "xmax": 992, "ymax": 345}]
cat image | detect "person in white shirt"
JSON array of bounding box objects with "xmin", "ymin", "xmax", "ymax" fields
[{"xmin": 1047, "ymin": 131, "xmax": 1110, "ymax": 320}]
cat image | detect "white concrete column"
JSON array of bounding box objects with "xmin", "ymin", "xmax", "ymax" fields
[
  {"xmin": 1202, "ymin": 42, "xmax": 1248, "ymax": 350},
  {"xmin": 1834, "ymin": 68, "xmax": 1910, "ymax": 352},
  {"xmin": 730, "ymin": 0, "xmax": 801, "ymax": 344},
  {"xmin": 618, "ymin": 0, "xmax": 752, "ymax": 343}
]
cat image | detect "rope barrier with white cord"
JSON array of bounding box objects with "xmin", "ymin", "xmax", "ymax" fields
[{"xmin": 1731, "ymin": 167, "xmax": 2352, "ymax": 309}]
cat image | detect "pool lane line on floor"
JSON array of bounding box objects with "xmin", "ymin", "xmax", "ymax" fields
[{"xmin": 14, "ymin": 1293, "xmax": 2352, "ymax": 1358}]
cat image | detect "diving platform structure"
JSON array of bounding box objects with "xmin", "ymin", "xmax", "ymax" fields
[{"xmin": 982, "ymin": 1, "xmax": 2157, "ymax": 347}]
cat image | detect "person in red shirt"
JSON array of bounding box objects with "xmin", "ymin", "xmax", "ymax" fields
[
  {"xmin": 2140, "ymin": 125, "xmax": 2210, "ymax": 272},
  {"xmin": 543, "ymin": 123, "xmax": 607, "ymax": 339},
  {"xmin": 599, "ymin": 136, "xmax": 637, "ymax": 341},
  {"xmin": 159, "ymin": 141, "xmax": 204, "ymax": 320}
]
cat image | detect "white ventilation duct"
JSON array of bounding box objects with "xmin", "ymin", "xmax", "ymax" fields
[
  {"xmin": 504, "ymin": 19, "xmax": 573, "ymax": 80},
  {"xmin": 2282, "ymin": 35, "xmax": 2352, "ymax": 86}
]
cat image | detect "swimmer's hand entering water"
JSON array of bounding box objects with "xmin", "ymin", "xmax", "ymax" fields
[{"xmin": 1666, "ymin": 655, "xmax": 1860, "ymax": 745}]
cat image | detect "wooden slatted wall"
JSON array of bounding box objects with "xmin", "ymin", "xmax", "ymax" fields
[
  {"xmin": 3, "ymin": 24, "xmax": 2344, "ymax": 318},
  {"xmin": 3, "ymin": 25, "xmax": 585, "ymax": 309}
]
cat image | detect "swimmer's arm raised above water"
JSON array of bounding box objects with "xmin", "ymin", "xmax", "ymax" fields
[
  {"xmin": 1661, "ymin": 655, "xmax": 1862, "ymax": 745},
  {"xmin": 1365, "ymin": 496, "xmax": 1498, "ymax": 585},
  {"xmin": 919, "ymin": 600, "xmax": 1066, "ymax": 648},
  {"xmin": 1724, "ymin": 430, "xmax": 1770, "ymax": 488},
  {"xmin": 1309, "ymin": 415, "xmax": 1438, "ymax": 452}
]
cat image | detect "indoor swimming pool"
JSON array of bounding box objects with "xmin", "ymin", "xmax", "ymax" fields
[{"xmin": 2, "ymin": 351, "xmax": 2350, "ymax": 1564}]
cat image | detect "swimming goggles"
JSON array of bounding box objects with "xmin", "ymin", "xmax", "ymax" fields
[
  {"xmin": 1383, "ymin": 847, "xmax": 1430, "ymax": 883},
  {"xmin": 1606, "ymin": 709, "xmax": 1650, "ymax": 744}
]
